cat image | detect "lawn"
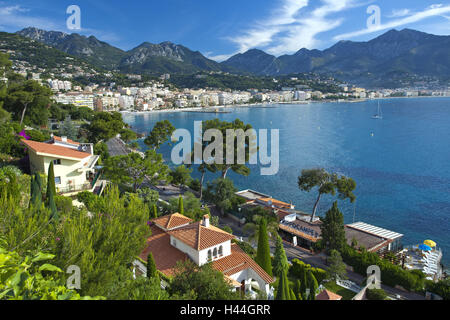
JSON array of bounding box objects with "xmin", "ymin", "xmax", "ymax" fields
[{"xmin": 323, "ymin": 281, "xmax": 356, "ymax": 300}]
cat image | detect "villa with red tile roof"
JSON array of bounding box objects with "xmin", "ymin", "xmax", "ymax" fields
[
  {"xmin": 136, "ymin": 213, "xmax": 275, "ymax": 299},
  {"xmin": 22, "ymin": 135, "xmax": 101, "ymax": 196},
  {"xmin": 316, "ymin": 289, "xmax": 343, "ymax": 300}
]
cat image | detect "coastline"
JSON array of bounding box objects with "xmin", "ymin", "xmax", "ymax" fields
[{"xmin": 120, "ymin": 95, "xmax": 450, "ymax": 116}]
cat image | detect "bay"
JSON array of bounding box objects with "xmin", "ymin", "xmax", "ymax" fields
[{"xmin": 123, "ymin": 97, "xmax": 450, "ymax": 266}]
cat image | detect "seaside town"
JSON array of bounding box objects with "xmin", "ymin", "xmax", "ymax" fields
[
  {"xmin": 0, "ymin": 2, "xmax": 449, "ymax": 306},
  {"xmin": 14, "ymin": 70, "xmax": 450, "ymax": 112},
  {"xmin": 0, "ymin": 47, "xmax": 448, "ymax": 302}
]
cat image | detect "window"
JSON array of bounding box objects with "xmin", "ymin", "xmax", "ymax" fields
[
  {"xmin": 218, "ymin": 246, "xmax": 223, "ymax": 256},
  {"xmin": 213, "ymin": 248, "xmax": 217, "ymax": 258},
  {"xmin": 172, "ymin": 239, "xmax": 177, "ymax": 247},
  {"xmin": 53, "ymin": 159, "xmax": 61, "ymax": 165},
  {"xmin": 54, "ymin": 177, "xmax": 61, "ymax": 185},
  {"xmin": 208, "ymin": 250, "xmax": 212, "ymax": 261}
]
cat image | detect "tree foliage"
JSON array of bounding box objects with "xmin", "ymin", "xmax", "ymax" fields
[
  {"xmin": 255, "ymin": 218, "xmax": 273, "ymax": 277},
  {"xmin": 103, "ymin": 150, "xmax": 170, "ymax": 191},
  {"xmin": 273, "ymin": 234, "xmax": 289, "ymax": 277},
  {"xmin": 201, "ymin": 118, "xmax": 255, "ymax": 178},
  {"xmin": 204, "ymin": 178, "xmax": 238, "ymax": 215},
  {"xmin": 320, "ymin": 202, "xmax": 346, "ymax": 253},
  {"xmin": 0, "ymin": 244, "xmax": 104, "ymax": 300},
  {"xmin": 326, "ymin": 249, "xmax": 347, "ymax": 281},
  {"xmin": 144, "ymin": 120, "xmax": 175, "ymax": 150},
  {"xmin": 168, "ymin": 260, "xmax": 240, "ymax": 300},
  {"xmin": 298, "ymin": 168, "xmax": 356, "ymax": 222},
  {"xmin": 169, "ymin": 165, "xmax": 192, "ymax": 188}
]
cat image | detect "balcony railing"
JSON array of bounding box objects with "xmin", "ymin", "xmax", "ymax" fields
[{"xmin": 56, "ymin": 183, "xmax": 92, "ymax": 195}]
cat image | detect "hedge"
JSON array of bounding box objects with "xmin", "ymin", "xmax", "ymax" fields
[
  {"xmin": 290, "ymin": 259, "xmax": 327, "ymax": 284},
  {"xmin": 366, "ymin": 288, "xmax": 388, "ymax": 300},
  {"xmin": 340, "ymin": 245, "xmax": 425, "ymax": 292}
]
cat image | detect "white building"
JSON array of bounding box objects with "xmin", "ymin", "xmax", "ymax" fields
[
  {"xmin": 137, "ymin": 213, "xmax": 275, "ymax": 299},
  {"xmin": 22, "ymin": 135, "xmax": 101, "ymax": 196},
  {"xmin": 54, "ymin": 92, "xmax": 94, "ymax": 109}
]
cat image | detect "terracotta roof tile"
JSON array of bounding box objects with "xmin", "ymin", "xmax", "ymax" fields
[
  {"xmin": 258, "ymin": 197, "xmax": 293, "ymax": 209},
  {"xmin": 22, "ymin": 139, "xmax": 91, "ymax": 160},
  {"xmin": 139, "ymin": 225, "xmax": 188, "ymax": 277},
  {"xmin": 153, "ymin": 213, "xmax": 193, "ymax": 230},
  {"xmin": 168, "ymin": 222, "xmax": 235, "ymax": 251},
  {"xmin": 140, "ymin": 217, "xmax": 273, "ymax": 285},
  {"xmin": 52, "ymin": 136, "xmax": 80, "ymax": 145},
  {"xmin": 213, "ymin": 244, "xmax": 274, "ymax": 284},
  {"xmin": 316, "ymin": 289, "xmax": 342, "ymax": 300}
]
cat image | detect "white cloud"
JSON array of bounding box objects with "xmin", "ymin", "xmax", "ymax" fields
[
  {"xmin": 0, "ymin": 4, "xmax": 121, "ymax": 46},
  {"xmin": 0, "ymin": 4, "xmax": 57, "ymax": 31},
  {"xmin": 387, "ymin": 9, "xmax": 411, "ymax": 18},
  {"xmin": 228, "ymin": 0, "xmax": 309, "ymax": 53},
  {"xmin": 334, "ymin": 4, "xmax": 450, "ymax": 40},
  {"xmin": 221, "ymin": 0, "xmax": 363, "ymax": 57},
  {"xmin": 266, "ymin": 0, "xmax": 357, "ymax": 55}
]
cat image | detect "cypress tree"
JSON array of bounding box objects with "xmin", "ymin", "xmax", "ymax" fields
[
  {"xmin": 47, "ymin": 188, "xmax": 59, "ymax": 221},
  {"xmin": 152, "ymin": 204, "xmax": 158, "ymax": 219},
  {"xmin": 295, "ymin": 279, "xmax": 303, "ymax": 300},
  {"xmin": 320, "ymin": 201, "xmax": 346, "ymax": 253},
  {"xmin": 290, "ymin": 288, "xmax": 297, "ymax": 300},
  {"xmin": 307, "ymin": 269, "xmax": 318, "ymax": 300},
  {"xmin": 273, "ymin": 234, "xmax": 289, "ymax": 277},
  {"xmin": 255, "ymin": 218, "xmax": 272, "ymax": 277},
  {"xmin": 178, "ymin": 196, "xmax": 184, "ymax": 215},
  {"xmin": 34, "ymin": 173, "xmax": 42, "ymax": 192},
  {"xmin": 147, "ymin": 253, "xmax": 158, "ymax": 279},
  {"xmin": 46, "ymin": 162, "xmax": 56, "ymax": 202},
  {"xmin": 300, "ymin": 265, "xmax": 307, "ymax": 298},
  {"xmin": 275, "ymin": 268, "xmax": 288, "ymax": 300},
  {"xmin": 30, "ymin": 176, "xmax": 42, "ymax": 208}
]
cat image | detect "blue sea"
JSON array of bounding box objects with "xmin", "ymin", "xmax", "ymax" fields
[{"xmin": 123, "ymin": 98, "xmax": 450, "ymax": 267}]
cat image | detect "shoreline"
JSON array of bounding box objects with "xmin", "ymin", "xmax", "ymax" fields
[{"xmin": 121, "ymin": 95, "xmax": 450, "ymax": 116}]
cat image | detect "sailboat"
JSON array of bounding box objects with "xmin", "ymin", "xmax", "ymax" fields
[{"xmin": 372, "ymin": 101, "xmax": 383, "ymax": 119}]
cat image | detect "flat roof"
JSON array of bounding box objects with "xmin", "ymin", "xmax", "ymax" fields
[
  {"xmin": 344, "ymin": 226, "xmax": 389, "ymax": 252},
  {"xmin": 347, "ymin": 222, "xmax": 403, "ymax": 240},
  {"xmin": 279, "ymin": 219, "xmax": 322, "ymax": 242},
  {"xmin": 235, "ymin": 189, "xmax": 271, "ymax": 201}
]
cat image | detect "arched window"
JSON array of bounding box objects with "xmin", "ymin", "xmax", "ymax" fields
[
  {"xmin": 213, "ymin": 248, "xmax": 218, "ymax": 258},
  {"xmin": 218, "ymin": 246, "xmax": 223, "ymax": 256},
  {"xmin": 208, "ymin": 250, "xmax": 212, "ymax": 261}
]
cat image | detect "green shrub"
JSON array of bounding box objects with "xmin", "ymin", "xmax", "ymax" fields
[
  {"xmin": 221, "ymin": 226, "xmax": 233, "ymax": 234},
  {"xmin": 76, "ymin": 191, "xmax": 99, "ymax": 211},
  {"xmin": 366, "ymin": 288, "xmax": 387, "ymax": 300},
  {"xmin": 425, "ymin": 279, "xmax": 450, "ymax": 300},
  {"xmin": 341, "ymin": 245, "xmax": 425, "ymax": 292},
  {"xmin": 233, "ymin": 239, "xmax": 256, "ymax": 257},
  {"xmin": 55, "ymin": 195, "xmax": 73, "ymax": 215},
  {"xmin": 189, "ymin": 179, "xmax": 201, "ymax": 192},
  {"xmin": 290, "ymin": 259, "xmax": 327, "ymax": 284}
]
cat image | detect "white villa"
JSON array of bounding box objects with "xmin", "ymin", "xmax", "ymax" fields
[
  {"xmin": 136, "ymin": 213, "xmax": 275, "ymax": 299},
  {"xmin": 22, "ymin": 135, "xmax": 101, "ymax": 196}
]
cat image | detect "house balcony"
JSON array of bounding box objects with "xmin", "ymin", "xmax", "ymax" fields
[{"xmin": 56, "ymin": 182, "xmax": 93, "ymax": 195}]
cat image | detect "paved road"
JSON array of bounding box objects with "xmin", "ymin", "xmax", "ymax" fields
[{"xmin": 215, "ymin": 211, "xmax": 426, "ymax": 300}]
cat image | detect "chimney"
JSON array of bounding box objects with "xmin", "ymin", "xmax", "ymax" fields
[
  {"xmin": 203, "ymin": 215, "xmax": 210, "ymax": 228},
  {"xmin": 61, "ymin": 136, "xmax": 67, "ymax": 143}
]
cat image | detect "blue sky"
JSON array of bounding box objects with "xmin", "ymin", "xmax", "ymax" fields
[{"xmin": 1, "ymin": 0, "xmax": 449, "ymax": 61}]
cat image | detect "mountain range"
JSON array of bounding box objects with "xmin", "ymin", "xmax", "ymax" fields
[
  {"xmin": 17, "ymin": 27, "xmax": 230, "ymax": 74},
  {"xmin": 13, "ymin": 27, "xmax": 450, "ymax": 87}
]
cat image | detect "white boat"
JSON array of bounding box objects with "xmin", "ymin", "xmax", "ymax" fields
[{"xmin": 372, "ymin": 101, "xmax": 383, "ymax": 119}]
